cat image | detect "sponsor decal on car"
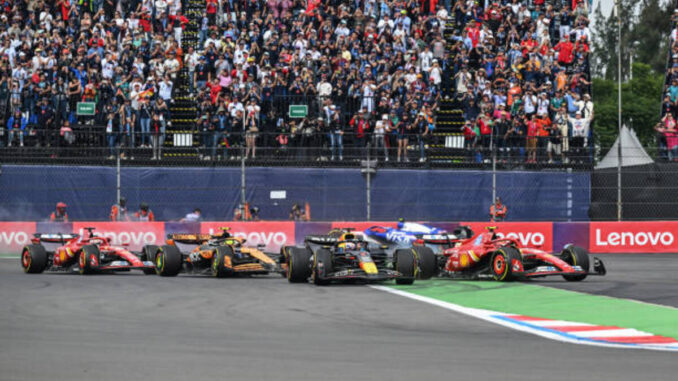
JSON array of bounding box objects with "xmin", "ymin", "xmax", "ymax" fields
[
  {"xmin": 71, "ymin": 222, "xmax": 165, "ymax": 251},
  {"xmin": 589, "ymin": 222, "xmax": 678, "ymax": 253},
  {"xmin": 461, "ymin": 222, "xmax": 553, "ymax": 251},
  {"xmin": 200, "ymin": 221, "xmax": 295, "ymax": 251}
]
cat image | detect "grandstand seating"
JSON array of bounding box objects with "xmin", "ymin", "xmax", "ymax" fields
[{"xmin": 0, "ymin": 0, "xmax": 594, "ymax": 168}]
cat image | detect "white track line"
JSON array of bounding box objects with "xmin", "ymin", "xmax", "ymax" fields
[{"xmin": 370, "ymin": 286, "xmax": 678, "ymax": 352}]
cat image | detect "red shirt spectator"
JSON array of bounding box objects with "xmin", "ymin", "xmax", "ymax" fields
[{"xmin": 555, "ymin": 39, "xmax": 575, "ymax": 65}]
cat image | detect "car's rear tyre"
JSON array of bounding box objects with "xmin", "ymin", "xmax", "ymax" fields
[
  {"xmin": 279, "ymin": 246, "xmax": 293, "ymax": 278},
  {"xmin": 491, "ymin": 246, "xmax": 521, "ymax": 281},
  {"xmin": 395, "ymin": 249, "xmax": 416, "ymax": 285},
  {"xmin": 156, "ymin": 245, "xmax": 182, "ymax": 276},
  {"xmin": 79, "ymin": 245, "xmax": 100, "ymax": 275},
  {"xmin": 142, "ymin": 245, "xmax": 159, "ymax": 275},
  {"xmin": 312, "ymin": 249, "xmax": 333, "ymax": 286},
  {"xmin": 212, "ymin": 246, "xmax": 234, "ymax": 278},
  {"xmin": 287, "ymin": 247, "xmax": 312, "ymax": 283},
  {"xmin": 560, "ymin": 246, "xmax": 590, "ymax": 281},
  {"xmin": 22, "ymin": 245, "xmax": 48, "ymax": 274},
  {"xmin": 412, "ymin": 246, "xmax": 437, "ymax": 279}
]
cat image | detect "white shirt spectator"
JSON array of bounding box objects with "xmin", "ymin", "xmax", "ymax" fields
[
  {"xmin": 102, "ymin": 58, "xmax": 116, "ymax": 79},
  {"xmin": 523, "ymin": 94, "xmax": 537, "ymax": 114},
  {"xmin": 537, "ymin": 97, "xmax": 550, "ymax": 116},
  {"xmin": 228, "ymin": 101, "xmax": 244, "ymax": 119},
  {"xmin": 574, "ymin": 26, "xmax": 591, "ymax": 42},
  {"xmin": 164, "ymin": 58, "xmax": 180, "ymax": 79},
  {"xmin": 158, "ymin": 80, "xmax": 173, "ymax": 100},
  {"xmin": 334, "ymin": 24, "xmax": 350, "ymax": 38},
  {"xmin": 156, "ymin": 0, "xmax": 168, "ymax": 15},
  {"xmin": 419, "ymin": 49, "xmax": 433, "ymax": 72},
  {"xmin": 429, "ymin": 65, "xmax": 442, "ymax": 86},
  {"xmin": 377, "ymin": 18, "xmax": 394, "ymax": 35},
  {"xmin": 186, "ymin": 52, "xmax": 200, "ymax": 72},
  {"xmin": 317, "ymin": 81, "xmax": 332, "ymax": 97}
]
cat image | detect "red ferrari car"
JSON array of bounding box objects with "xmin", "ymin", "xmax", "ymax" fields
[
  {"xmin": 21, "ymin": 227, "xmax": 162, "ymax": 275},
  {"xmin": 440, "ymin": 227, "xmax": 606, "ymax": 281}
]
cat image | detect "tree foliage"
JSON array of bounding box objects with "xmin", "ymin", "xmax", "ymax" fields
[
  {"xmin": 591, "ymin": 0, "xmax": 672, "ymax": 154},
  {"xmin": 593, "ymin": 63, "xmax": 664, "ymax": 155}
]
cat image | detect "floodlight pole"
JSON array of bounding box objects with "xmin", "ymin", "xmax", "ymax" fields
[{"xmin": 616, "ymin": 0, "xmax": 623, "ymax": 221}]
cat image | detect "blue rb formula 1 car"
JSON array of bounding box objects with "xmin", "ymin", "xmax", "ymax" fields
[{"xmin": 363, "ymin": 219, "xmax": 474, "ymax": 254}]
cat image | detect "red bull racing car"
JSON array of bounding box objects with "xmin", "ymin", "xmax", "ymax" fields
[
  {"xmin": 283, "ymin": 230, "xmax": 425, "ymax": 285},
  {"xmin": 21, "ymin": 227, "xmax": 157, "ymax": 275},
  {"xmin": 440, "ymin": 226, "xmax": 606, "ymax": 281}
]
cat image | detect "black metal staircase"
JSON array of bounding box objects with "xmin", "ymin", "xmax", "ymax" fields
[
  {"xmin": 430, "ymin": 18, "xmax": 466, "ymax": 162},
  {"xmin": 164, "ymin": 0, "xmax": 203, "ymax": 158}
]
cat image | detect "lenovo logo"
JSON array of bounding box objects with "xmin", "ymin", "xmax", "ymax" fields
[
  {"xmin": 495, "ymin": 232, "xmax": 545, "ymax": 247},
  {"xmin": 589, "ymin": 222, "xmax": 678, "ymax": 253},
  {"xmin": 595, "ymin": 229, "xmax": 674, "ymax": 246}
]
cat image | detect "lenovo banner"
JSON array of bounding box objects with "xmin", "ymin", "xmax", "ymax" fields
[
  {"xmin": 460, "ymin": 222, "xmax": 554, "ymax": 252},
  {"xmin": 0, "ymin": 222, "xmax": 37, "ymax": 254},
  {"xmin": 589, "ymin": 222, "xmax": 678, "ymax": 253},
  {"xmin": 200, "ymin": 221, "xmax": 295, "ymax": 252},
  {"xmin": 71, "ymin": 222, "xmax": 165, "ymax": 251}
]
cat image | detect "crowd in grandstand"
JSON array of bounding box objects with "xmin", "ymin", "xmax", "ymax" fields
[
  {"xmin": 660, "ymin": 8, "xmax": 678, "ymax": 161},
  {"xmin": 453, "ymin": 0, "xmax": 594, "ymax": 163},
  {"xmin": 0, "ymin": 0, "xmax": 595, "ymax": 164},
  {"xmin": 0, "ymin": 0, "xmax": 182, "ymax": 159}
]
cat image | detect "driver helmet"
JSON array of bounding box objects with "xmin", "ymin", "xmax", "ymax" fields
[
  {"xmin": 344, "ymin": 242, "xmax": 356, "ymax": 250},
  {"xmin": 397, "ymin": 217, "xmax": 405, "ymax": 229},
  {"xmin": 56, "ymin": 202, "xmax": 67, "ymax": 214},
  {"xmin": 140, "ymin": 202, "xmax": 149, "ymax": 212}
]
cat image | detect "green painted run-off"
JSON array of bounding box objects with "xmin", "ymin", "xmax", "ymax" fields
[{"xmin": 391, "ymin": 280, "xmax": 678, "ymax": 339}]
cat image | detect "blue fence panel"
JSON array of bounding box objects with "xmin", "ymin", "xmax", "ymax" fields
[{"xmin": 0, "ymin": 165, "xmax": 590, "ymax": 221}]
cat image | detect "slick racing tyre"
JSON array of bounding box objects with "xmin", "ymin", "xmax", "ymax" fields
[
  {"xmin": 312, "ymin": 249, "xmax": 333, "ymax": 286},
  {"xmin": 79, "ymin": 245, "xmax": 100, "ymax": 275},
  {"xmin": 212, "ymin": 246, "xmax": 234, "ymax": 278},
  {"xmin": 560, "ymin": 246, "xmax": 590, "ymax": 282},
  {"xmin": 142, "ymin": 245, "xmax": 159, "ymax": 275},
  {"xmin": 412, "ymin": 246, "xmax": 437, "ymax": 279},
  {"xmin": 279, "ymin": 246, "xmax": 293, "ymax": 278},
  {"xmin": 156, "ymin": 245, "xmax": 182, "ymax": 276},
  {"xmin": 491, "ymin": 246, "xmax": 522, "ymax": 282},
  {"xmin": 22, "ymin": 244, "xmax": 48, "ymax": 274},
  {"xmin": 394, "ymin": 249, "xmax": 416, "ymax": 285},
  {"xmin": 287, "ymin": 247, "xmax": 312, "ymax": 283}
]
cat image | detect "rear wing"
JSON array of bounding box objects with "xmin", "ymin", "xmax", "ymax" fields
[
  {"xmin": 33, "ymin": 233, "xmax": 79, "ymax": 243},
  {"xmin": 305, "ymin": 235, "xmax": 339, "ymax": 245},
  {"xmin": 167, "ymin": 233, "xmax": 212, "ymax": 244},
  {"xmin": 420, "ymin": 234, "xmax": 461, "ymax": 245}
]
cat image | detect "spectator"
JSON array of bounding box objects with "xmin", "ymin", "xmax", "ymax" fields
[
  {"xmin": 350, "ymin": 109, "xmax": 369, "ymax": 157},
  {"xmin": 134, "ymin": 203, "xmax": 155, "ymax": 222},
  {"xmin": 148, "ymin": 113, "xmax": 160, "ymax": 161},
  {"xmin": 110, "ymin": 197, "xmax": 130, "ymax": 221},
  {"xmin": 181, "ymin": 208, "xmax": 202, "ymax": 222},
  {"xmin": 289, "ymin": 203, "xmax": 309, "ymax": 221},
  {"xmin": 569, "ymin": 111, "xmax": 590, "ymax": 163},
  {"xmin": 490, "ymin": 197, "xmax": 507, "ymax": 222},
  {"xmin": 396, "ymin": 113, "xmax": 411, "ymax": 162},
  {"xmin": 373, "ymin": 114, "xmax": 389, "ymax": 161},
  {"xmin": 245, "ymin": 112, "xmax": 259, "ymax": 159},
  {"xmin": 7, "ymin": 109, "xmax": 27, "ymax": 147},
  {"xmin": 50, "ymin": 202, "xmax": 69, "ymax": 222}
]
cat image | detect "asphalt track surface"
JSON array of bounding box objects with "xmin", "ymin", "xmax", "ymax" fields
[
  {"xmin": 1, "ymin": 255, "xmax": 676, "ymax": 381},
  {"xmin": 530, "ymin": 254, "xmax": 678, "ymax": 308}
]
